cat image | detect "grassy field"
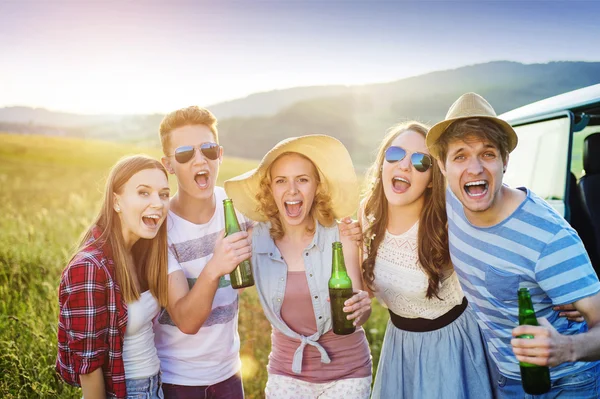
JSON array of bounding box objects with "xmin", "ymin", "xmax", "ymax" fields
[{"xmin": 0, "ymin": 133, "xmax": 387, "ymax": 398}]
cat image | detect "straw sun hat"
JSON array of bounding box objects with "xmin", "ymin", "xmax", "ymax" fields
[
  {"xmin": 426, "ymin": 92, "xmax": 518, "ymax": 159},
  {"xmin": 224, "ymin": 135, "xmax": 359, "ymax": 222}
]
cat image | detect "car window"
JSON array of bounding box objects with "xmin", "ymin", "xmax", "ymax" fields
[
  {"xmin": 505, "ymin": 116, "xmax": 571, "ymax": 215},
  {"xmin": 571, "ymin": 125, "xmax": 600, "ymax": 178}
]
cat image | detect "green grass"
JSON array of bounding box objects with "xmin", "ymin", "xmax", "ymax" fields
[{"xmin": 0, "ymin": 133, "xmax": 387, "ymax": 398}]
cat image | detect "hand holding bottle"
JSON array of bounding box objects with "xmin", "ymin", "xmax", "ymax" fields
[
  {"xmin": 329, "ymin": 241, "xmax": 356, "ymax": 335},
  {"xmin": 511, "ymin": 317, "xmax": 574, "ymax": 367},
  {"xmin": 511, "ymin": 287, "xmax": 551, "ymax": 395},
  {"xmin": 343, "ymin": 290, "xmax": 371, "ymax": 326},
  {"xmin": 207, "ymin": 229, "xmax": 251, "ymax": 279}
]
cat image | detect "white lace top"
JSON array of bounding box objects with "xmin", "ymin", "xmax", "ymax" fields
[{"xmin": 372, "ymin": 222, "xmax": 464, "ymax": 319}]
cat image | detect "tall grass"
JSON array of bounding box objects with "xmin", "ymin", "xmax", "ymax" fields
[{"xmin": 0, "ymin": 133, "xmax": 387, "ymax": 398}]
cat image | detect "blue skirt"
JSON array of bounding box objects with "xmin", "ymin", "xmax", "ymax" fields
[{"xmin": 371, "ymin": 306, "xmax": 494, "ymax": 399}]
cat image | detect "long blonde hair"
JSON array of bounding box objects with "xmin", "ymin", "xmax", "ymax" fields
[
  {"xmin": 255, "ymin": 152, "xmax": 335, "ymax": 240},
  {"xmin": 70, "ymin": 155, "xmax": 169, "ymax": 306},
  {"xmin": 362, "ymin": 122, "xmax": 449, "ymax": 299}
]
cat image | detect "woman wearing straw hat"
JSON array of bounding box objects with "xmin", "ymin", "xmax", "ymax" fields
[
  {"xmin": 225, "ymin": 135, "xmax": 372, "ymax": 398},
  {"xmin": 360, "ymin": 122, "xmax": 494, "ymax": 399}
]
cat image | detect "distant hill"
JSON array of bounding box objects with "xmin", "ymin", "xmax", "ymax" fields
[
  {"xmin": 2, "ymin": 61, "xmax": 600, "ymax": 166},
  {"xmin": 208, "ymin": 86, "xmax": 352, "ymax": 119},
  {"xmin": 0, "ymin": 107, "xmax": 119, "ymax": 127},
  {"xmin": 0, "ymin": 109, "xmax": 164, "ymax": 143},
  {"xmin": 217, "ymin": 61, "xmax": 600, "ymax": 165}
]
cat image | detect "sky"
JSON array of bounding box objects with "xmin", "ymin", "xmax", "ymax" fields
[{"xmin": 1, "ymin": 0, "xmax": 599, "ymax": 115}]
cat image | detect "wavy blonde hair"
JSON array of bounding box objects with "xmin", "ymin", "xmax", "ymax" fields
[
  {"xmin": 69, "ymin": 155, "xmax": 169, "ymax": 306},
  {"xmin": 362, "ymin": 122, "xmax": 450, "ymax": 299},
  {"xmin": 256, "ymin": 152, "xmax": 335, "ymax": 240}
]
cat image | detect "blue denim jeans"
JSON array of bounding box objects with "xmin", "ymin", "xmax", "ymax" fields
[
  {"xmin": 126, "ymin": 372, "xmax": 164, "ymax": 399},
  {"xmin": 162, "ymin": 372, "xmax": 243, "ymax": 399},
  {"xmin": 490, "ymin": 361, "xmax": 600, "ymax": 399}
]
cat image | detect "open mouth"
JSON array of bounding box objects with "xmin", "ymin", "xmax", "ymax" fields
[
  {"xmin": 464, "ymin": 180, "xmax": 489, "ymax": 198},
  {"xmin": 194, "ymin": 171, "xmax": 209, "ymax": 189},
  {"xmin": 392, "ymin": 176, "xmax": 411, "ymax": 193},
  {"xmin": 284, "ymin": 200, "xmax": 303, "ymax": 218},
  {"xmin": 142, "ymin": 214, "xmax": 161, "ymax": 228}
]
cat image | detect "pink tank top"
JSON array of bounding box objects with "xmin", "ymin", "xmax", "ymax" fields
[{"xmin": 268, "ymin": 271, "xmax": 372, "ymax": 382}]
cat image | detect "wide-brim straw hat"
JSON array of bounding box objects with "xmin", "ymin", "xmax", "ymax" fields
[
  {"xmin": 224, "ymin": 135, "xmax": 359, "ymax": 222},
  {"xmin": 426, "ymin": 92, "xmax": 518, "ymax": 159}
]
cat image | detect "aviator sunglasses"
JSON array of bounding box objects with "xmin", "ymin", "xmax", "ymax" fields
[
  {"xmin": 169, "ymin": 142, "xmax": 221, "ymax": 164},
  {"xmin": 384, "ymin": 146, "xmax": 433, "ymax": 172}
]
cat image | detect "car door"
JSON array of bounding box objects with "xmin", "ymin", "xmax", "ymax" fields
[{"xmin": 503, "ymin": 111, "xmax": 573, "ymax": 218}]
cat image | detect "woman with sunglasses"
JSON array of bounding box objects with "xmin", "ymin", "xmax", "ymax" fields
[
  {"xmin": 56, "ymin": 155, "xmax": 170, "ymax": 399},
  {"xmin": 360, "ymin": 122, "xmax": 493, "ymax": 399}
]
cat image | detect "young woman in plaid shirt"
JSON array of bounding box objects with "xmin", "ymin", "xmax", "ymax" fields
[{"xmin": 56, "ymin": 155, "xmax": 170, "ymax": 399}]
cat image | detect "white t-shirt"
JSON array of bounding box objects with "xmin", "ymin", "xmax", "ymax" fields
[
  {"xmin": 123, "ymin": 291, "xmax": 161, "ymax": 379},
  {"xmin": 153, "ymin": 187, "xmax": 254, "ymax": 385}
]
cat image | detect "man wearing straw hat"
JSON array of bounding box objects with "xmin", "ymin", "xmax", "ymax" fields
[{"xmin": 427, "ymin": 93, "xmax": 600, "ymax": 398}]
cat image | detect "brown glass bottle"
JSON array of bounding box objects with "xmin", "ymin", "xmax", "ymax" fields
[
  {"xmin": 518, "ymin": 287, "xmax": 551, "ymax": 394},
  {"xmin": 329, "ymin": 241, "xmax": 355, "ymax": 335},
  {"xmin": 223, "ymin": 199, "xmax": 254, "ymax": 289}
]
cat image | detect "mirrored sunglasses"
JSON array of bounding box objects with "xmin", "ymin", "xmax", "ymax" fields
[
  {"xmin": 384, "ymin": 146, "xmax": 432, "ymax": 173},
  {"xmin": 170, "ymin": 143, "xmax": 221, "ymax": 164}
]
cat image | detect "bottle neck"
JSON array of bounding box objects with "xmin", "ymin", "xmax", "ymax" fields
[
  {"xmin": 331, "ymin": 247, "xmax": 347, "ymax": 276},
  {"xmin": 223, "ymin": 202, "xmax": 240, "ymax": 233},
  {"xmin": 518, "ymin": 291, "xmax": 538, "ymax": 326}
]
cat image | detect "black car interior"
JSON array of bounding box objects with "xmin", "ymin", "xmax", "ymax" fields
[{"xmin": 571, "ymin": 109, "xmax": 600, "ymax": 277}]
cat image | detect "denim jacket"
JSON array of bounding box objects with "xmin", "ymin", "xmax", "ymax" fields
[{"xmin": 252, "ymin": 221, "xmax": 339, "ymax": 374}]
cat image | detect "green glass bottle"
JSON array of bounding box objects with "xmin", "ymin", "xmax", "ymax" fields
[
  {"xmin": 518, "ymin": 287, "xmax": 551, "ymax": 395},
  {"xmin": 223, "ymin": 199, "xmax": 254, "ymax": 289},
  {"xmin": 329, "ymin": 241, "xmax": 356, "ymax": 335}
]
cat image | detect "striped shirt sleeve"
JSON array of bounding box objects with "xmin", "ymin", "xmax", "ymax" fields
[{"xmin": 535, "ymin": 228, "xmax": 600, "ymax": 305}]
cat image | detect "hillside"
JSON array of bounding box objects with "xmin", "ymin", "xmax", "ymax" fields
[
  {"xmin": 2, "ymin": 61, "xmax": 600, "ymax": 166},
  {"xmin": 217, "ymin": 61, "xmax": 600, "ymax": 166}
]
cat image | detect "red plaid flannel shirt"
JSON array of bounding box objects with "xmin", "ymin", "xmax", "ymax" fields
[{"xmin": 56, "ymin": 229, "xmax": 128, "ymax": 398}]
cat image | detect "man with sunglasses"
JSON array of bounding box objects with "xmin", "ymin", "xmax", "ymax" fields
[
  {"xmin": 153, "ymin": 105, "xmax": 253, "ymax": 398},
  {"xmin": 153, "ymin": 106, "xmax": 362, "ymax": 398},
  {"xmin": 427, "ymin": 93, "xmax": 600, "ymax": 398}
]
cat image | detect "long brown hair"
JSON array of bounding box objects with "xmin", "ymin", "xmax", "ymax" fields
[
  {"xmin": 70, "ymin": 155, "xmax": 169, "ymax": 306},
  {"xmin": 362, "ymin": 122, "xmax": 449, "ymax": 299},
  {"xmin": 255, "ymin": 152, "xmax": 335, "ymax": 240}
]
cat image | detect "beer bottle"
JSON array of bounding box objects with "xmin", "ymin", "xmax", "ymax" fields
[
  {"xmin": 329, "ymin": 241, "xmax": 356, "ymax": 335},
  {"xmin": 223, "ymin": 199, "xmax": 254, "ymax": 289},
  {"xmin": 517, "ymin": 287, "xmax": 551, "ymax": 394}
]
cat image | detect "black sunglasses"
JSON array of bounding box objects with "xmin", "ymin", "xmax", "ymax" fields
[
  {"xmin": 384, "ymin": 146, "xmax": 432, "ymax": 173},
  {"xmin": 169, "ymin": 143, "xmax": 221, "ymax": 164}
]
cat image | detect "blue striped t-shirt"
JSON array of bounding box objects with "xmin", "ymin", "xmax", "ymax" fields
[{"xmin": 446, "ymin": 187, "xmax": 600, "ymax": 380}]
